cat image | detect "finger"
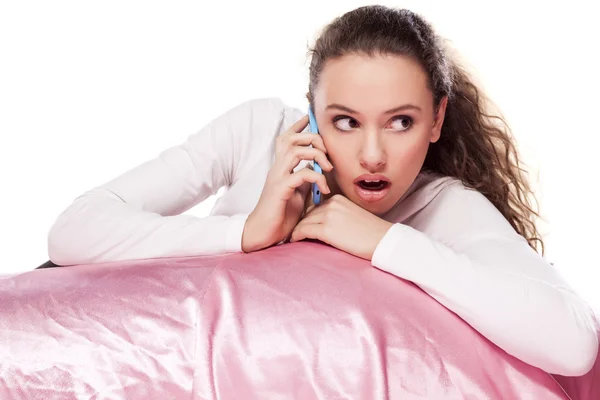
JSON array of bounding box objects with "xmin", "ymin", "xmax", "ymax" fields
[
  {"xmin": 286, "ymin": 132, "xmax": 328, "ymax": 154},
  {"xmin": 290, "ymin": 222, "xmax": 323, "ymax": 243},
  {"xmin": 302, "ymin": 199, "xmax": 329, "ymax": 218},
  {"xmin": 276, "ymin": 131, "xmax": 328, "ymax": 159},
  {"xmin": 304, "ymin": 203, "xmax": 316, "ymax": 215},
  {"xmin": 297, "ymin": 180, "xmax": 311, "ymax": 197},
  {"xmin": 284, "ymin": 168, "xmax": 330, "ymax": 198},
  {"xmin": 298, "ymin": 207, "xmax": 325, "ymax": 224},
  {"xmin": 284, "ymin": 146, "xmax": 333, "ymax": 173},
  {"xmin": 287, "ymin": 114, "xmax": 310, "ymax": 134}
]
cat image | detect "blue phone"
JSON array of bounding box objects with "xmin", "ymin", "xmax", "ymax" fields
[{"xmin": 307, "ymin": 106, "xmax": 322, "ymax": 205}]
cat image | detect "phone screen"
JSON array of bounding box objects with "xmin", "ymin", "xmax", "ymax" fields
[{"xmin": 307, "ymin": 106, "xmax": 322, "ymax": 205}]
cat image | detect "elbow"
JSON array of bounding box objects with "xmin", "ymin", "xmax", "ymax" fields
[
  {"xmin": 520, "ymin": 289, "xmax": 600, "ymax": 376},
  {"xmin": 555, "ymin": 293, "xmax": 600, "ymax": 376},
  {"xmin": 47, "ymin": 193, "xmax": 107, "ymax": 266},
  {"xmin": 542, "ymin": 304, "xmax": 599, "ymax": 376},
  {"xmin": 47, "ymin": 211, "xmax": 91, "ymax": 266},
  {"xmin": 556, "ymin": 326, "xmax": 599, "ymax": 376}
]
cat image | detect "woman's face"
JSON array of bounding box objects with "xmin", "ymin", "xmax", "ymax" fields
[{"xmin": 314, "ymin": 53, "xmax": 447, "ymax": 215}]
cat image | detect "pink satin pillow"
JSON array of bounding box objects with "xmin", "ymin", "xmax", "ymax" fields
[{"xmin": 1, "ymin": 242, "xmax": 597, "ymax": 399}]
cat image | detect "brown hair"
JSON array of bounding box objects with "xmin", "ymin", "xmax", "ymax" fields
[{"xmin": 306, "ymin": 5, "xmax": 545, "ymax": 255}]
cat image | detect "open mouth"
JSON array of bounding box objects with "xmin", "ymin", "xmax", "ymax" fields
[
  {"xmin": 357, "ymin": 180, "xmax": 389, "ymax": 191},
  {"xmin": 353, "ymin": 175, "xmax": 391, "ymax": 202}
]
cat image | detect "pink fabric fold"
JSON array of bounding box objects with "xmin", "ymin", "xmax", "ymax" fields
[{"xmin": 1, "ymin": 242, "xmax": 596, "ymax": 399}]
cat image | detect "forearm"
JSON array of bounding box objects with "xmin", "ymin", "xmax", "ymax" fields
[
  {"xmin": 48, "ymin": 191, "xmax": 248, "ymax": 265},
  {"xmin": 372, "ymin": 223, "xmax": 599, "ymax": 376}
]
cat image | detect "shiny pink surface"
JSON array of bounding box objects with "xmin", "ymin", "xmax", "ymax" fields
[{"xmin": 1, "ymin": 242, "xmax": 596, "ymax": 399}]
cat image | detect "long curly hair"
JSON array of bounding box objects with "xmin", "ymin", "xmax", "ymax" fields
[{"xmin": 306, "ymin": 5, "xmax": 545, "ymax": 255}]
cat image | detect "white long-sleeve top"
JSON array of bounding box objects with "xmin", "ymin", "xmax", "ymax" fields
[{"xmin": 48, "ymin": 97, "xmax": 598, "ymax": 376}]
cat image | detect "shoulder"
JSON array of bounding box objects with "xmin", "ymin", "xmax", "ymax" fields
[
  {"xmin": 187, "ymin": 97, "xmax": 304, "ymax": 151},
  {"xmin": 225, "ymin": 97, "xmax": 304, "ymax": 129},
  {"xmin": 215, "ymin": 97, "xmax": 306, "ymax": 143},
  {"xmin": 196, "ymin": 97, "xmax": 305, "ymax": 177},
  {"xmin": 392, "ymin": 172, "xmax": 520, "ymax": 242},
  {"xmin": 426, "ymin": 174, "xmax": 511, "ymax": 226}
]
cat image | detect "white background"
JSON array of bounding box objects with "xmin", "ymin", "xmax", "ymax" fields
[{"xmin": 1, "ymin": 1, "xmax": 598, "ymax": 312}]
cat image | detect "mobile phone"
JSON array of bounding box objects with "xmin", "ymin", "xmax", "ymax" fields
[{"xmin": 307, "ymin": 106, "xmax": 322, "ymax": 205}]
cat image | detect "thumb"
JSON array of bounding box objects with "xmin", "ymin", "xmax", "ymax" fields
[
  {"xmin": 303, "ymin": 190, "xmax": 316, "ymax": 215},
  {"xmin": 298, "ymin": 180, "xmax": 311, "ymax": 197}
]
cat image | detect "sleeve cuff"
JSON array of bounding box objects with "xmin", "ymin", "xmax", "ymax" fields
[
  {"xmin": 224, "ymin": 213, "xmax": 250, "ymax": 253},
  {"xmin": 372, "ymin": 223, "xmax": 411, "ymax": 269}
]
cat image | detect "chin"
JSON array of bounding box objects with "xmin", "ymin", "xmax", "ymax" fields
[
  {"xmin": 347, "ymin": 194, "xmax": 395, "ymax": 216},
  {"xmin": 366, "ymin": 202, "xmax": 395, "ymax": 216}
]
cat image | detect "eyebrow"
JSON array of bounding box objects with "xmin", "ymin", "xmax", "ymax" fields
[{"xmin": 325, "ymin": 103, "xmax": 422, "ymax": 114}]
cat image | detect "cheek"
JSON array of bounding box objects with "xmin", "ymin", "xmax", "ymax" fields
[
  {"xmin": 395, "ymin": 140, "xmax": 429, "ymax": 163},
  {"xmin": 327, "ymin": 151, "xmax": 350, "ymax": 179},
  {"xmin": 389, "ymin": 133, "xmax": 430, "ymax": 162},
  {"xmin": 322, "ymin": 136, "xmax": 351, "ymax": 169}
]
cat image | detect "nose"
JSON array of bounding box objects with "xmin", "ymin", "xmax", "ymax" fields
[{"xmin": 359, "ymin": 131, "xmax": 387, "ymax": 172}]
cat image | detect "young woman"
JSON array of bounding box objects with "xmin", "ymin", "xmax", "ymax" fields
[{"xmin": 47, "ymin": 6, "xmax": 598, "ymax": 376}]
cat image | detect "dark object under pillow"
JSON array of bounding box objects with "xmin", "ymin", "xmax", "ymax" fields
[{"xmin": 36, "ymin": 260, "xmax": 61, "ymax": 269}]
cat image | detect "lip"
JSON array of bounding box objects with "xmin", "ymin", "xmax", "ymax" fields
[
  {"xmin": 352, "ymin": 174, "xmax": 391, "ymax": 184},
  {"xmin": 353, "ymin": 174, "xmax": 391, "ymax": 203}
]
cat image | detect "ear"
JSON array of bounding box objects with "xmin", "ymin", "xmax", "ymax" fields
[{"xmin": 430, "ymin": 96, "xmax": 448, "ymax": 143}]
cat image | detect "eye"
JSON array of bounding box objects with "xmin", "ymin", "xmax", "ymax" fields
[
  {"xmin": 332, "ymin": 115, "xmax": 414, "ymax": 132},
  {"xmin": 389, "ymin": 116, "xmax": 414, "ymax": 131},
  {"xmin": 332, "ymin": 115, "xmax": 359, "ymax": 131}
]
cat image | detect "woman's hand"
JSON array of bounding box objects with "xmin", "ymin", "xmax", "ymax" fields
[
  {"xmin": 290, "ymin": 194, "xmax": 394, "ymax": 260},
  {"xmin": 242, "ymin": 115, "xmax": 334, "ymax": 253}
]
